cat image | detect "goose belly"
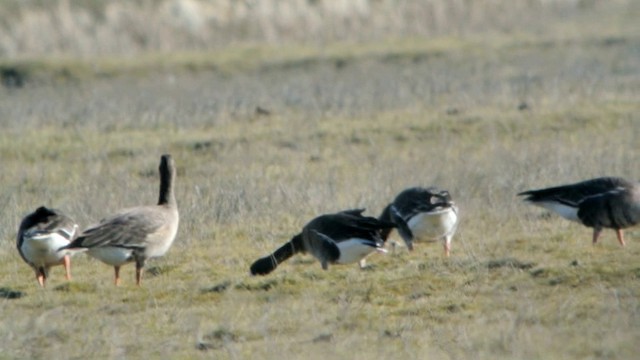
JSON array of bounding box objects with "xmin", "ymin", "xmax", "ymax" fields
[
  {"xmin": 408, "ymin": 208, "xmax": 459, "ymax": 242},
  {"xmin": 88, "ymin": 247, "xmax": 134, "ymax": 266},
  {"xmin": 534, "ymin": 201, "xmax": 580, "ymax": 222},
  {"xmin": 21, "ymin": 233, "xmax": 70, "ymax": 266},
  {"xmin": 335, "ymin": 239, "xmax": 379, "ymax": 264}
]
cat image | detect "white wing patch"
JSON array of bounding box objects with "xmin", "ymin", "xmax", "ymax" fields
[
  {"xmin": 534, "ymin": 201, "xmax": 580, "ymax": 222},
  {"xmin": 335, "ymin": 239, "xmax": 380, "ymax": 264}
]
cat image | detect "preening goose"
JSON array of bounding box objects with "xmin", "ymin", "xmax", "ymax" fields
[
  {"xmin": 379, "ymin": 187, "xmax": 459, "ymax": 256},
  {"xmin": 518, "ymin": 177, "xmax": 640, "ymax": 246},
  {"xmin": 250, "ymin": 209, "xmax": 398, "ymax": 276},
  {"xmin": 60, "ymin": 155, "xmax": 179, "ymax": 286},
  {"xmin": 17, "ymin": 206, "xmax": 78, "ymax": 287}
]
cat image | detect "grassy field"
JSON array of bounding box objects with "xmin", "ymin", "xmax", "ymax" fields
[
  {"xmin": 1, "ymin": 2, "xmax": 640, "ymax": 360},
  {"xmin": 2, "ymin": 0, "xmax": 635, "ymax": 57}
]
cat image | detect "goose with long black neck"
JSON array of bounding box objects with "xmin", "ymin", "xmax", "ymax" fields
[
  {"xmin": 60, "ymin": 155, "xmax": 179, "ymax": 286},
  {"xmin": 379, "ymin": 187, "xmax": 459, "ymax": 256},
  {"xmin": 17, "ymin": 206, "xmax": 78, "ymax": 287},
  {"xmin": 250, "ymin": 209, "xmax": 399, "ymax": 275}
]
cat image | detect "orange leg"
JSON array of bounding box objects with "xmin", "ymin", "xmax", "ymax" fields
[
  {"xmin": 592, "ymin": 228, "xmax": 602, "ymax": 245},
  {"xmin": 114, "ymin": 266, "xmax": 121, "ymax": 286},
  {"xmin": 135, "ymin": 266, "xmax": 143, "ymax": 286},
  {"xmin": 62, "ymin": 255, "xmax": 71, "ymax": 280},
  {"xmin": 444, "ymin": 236, "xmax": 452, "ymax": 257},
  {"xmin": 615, "ymin": 229, "xmax": 626, "ymax": 247},
  {"xmin": 36, "ymin": 269, "xmax": 45, "ymax": 287}
]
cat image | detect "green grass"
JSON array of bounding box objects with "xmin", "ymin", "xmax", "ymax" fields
[
  {"xmin": 1, "ymin": 15, "xmax": 639, "ymax": 359},
  {"xmin": 2, "ymin": 27, "xmax": 639, "ymax": 86},
  {"xmin": 0, "ymin": 37, "xmax": 478, "ymax": 84}
]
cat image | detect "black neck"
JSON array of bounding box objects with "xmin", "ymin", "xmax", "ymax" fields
[
  {"xmin": 378, "ymin": 204, "xmax": 393, "ymax": 241},
  {"xmin": 274, "ymin": 234, "xmax": 303, "ymax": 261},
  {"xmin": 158, "ymin": 160, "xmax": 175, "ymax": 206},
  {"xmin": 250, "ymin": 234, "xmax": 303, "ymax": 275}
]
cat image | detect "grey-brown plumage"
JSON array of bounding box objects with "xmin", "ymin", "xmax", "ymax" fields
[
  {"xmin": 379, "ymin": 187, "xmax": 459, "ymax": 256},
  {"xmin": 518, "ymin": 177, "xmax": 640, "ymax": 246},
  {"xmin": 250, "ymin": 209, "xmax": 396, "ymax": 275},
  {"xmin": 60, "ymin": 155, "xmax": 179, "ymax": 286},
  {"xmin": 17, "ymin": 206, "xmax": 78, "ymax": 287}
]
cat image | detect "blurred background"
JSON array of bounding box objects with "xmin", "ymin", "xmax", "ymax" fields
[{"xmin": 1, "ymin": 0, "xmax": 636, "ymax": 57}]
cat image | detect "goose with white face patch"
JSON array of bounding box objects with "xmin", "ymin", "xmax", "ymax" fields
[
  {"xmin": 379, "ymin": 187, "xmax": 459, "ymax": 256},
  {"xmin": 17, "ymin": 206, "xmax": 78, "ymax": 287},
  {"xmin": 250, "ymin": 209, "xmax": 398, "ymax": 276},
  {"xmin": 60, "ymin": 155, "xmax": 179, "ymax": 286},
  {"xmin": 518, "ymin": 177, "xmax": 640, "ymax": 246}
]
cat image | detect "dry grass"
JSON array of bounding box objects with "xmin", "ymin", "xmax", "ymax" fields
[
  {"xmin": 0, "ymin": 0, "xmax": 637, "ymax": 57},
  {"xmin": 1, "ymin": 2, "xmax": 640, "ymax": 359}
]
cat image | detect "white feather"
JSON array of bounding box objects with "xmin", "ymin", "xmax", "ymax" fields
[
  {"xmin": 21, "ymin": 233, "xmax": 71, "ymax": 266},
  {"xmin": 532, "ymin": 201, "xmax": 580, "ymax": 222},
  {"xmin": 335, "ymin": 238, "xmax": 383, "ymax": 264},
  {"xmin": 88, "ymin": 247, "xmax": 134, "ymax": 266},
  {"xmin": 407, "ymin": 206, "xmax": 459, "ymax": 242}
]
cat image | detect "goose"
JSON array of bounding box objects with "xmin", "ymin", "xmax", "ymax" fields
[
  {"xmin": 59, "ymin": 154, "xmax": 179, "ymax": 286},
  {"xmin": 250, "ymin": 209, "xmax": 404, "ymax": 275},
  {"xmin": 518, "ymin": 177, "xmax": 640, "ymax": 246},
  {"xmin": 17, "ymin": 206, "xmax": 78, "ymax": 287},
  {"xmin": 379, "ymin": 187, "xmax": 459, "ymax": 256}
]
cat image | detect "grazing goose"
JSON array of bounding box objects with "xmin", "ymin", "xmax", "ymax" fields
[
  {"xmin": 379, "ymin": 187, "xmax": 459, "ymax": 256},
  {"xmin": 250, "ymin": 209, "xmax": 403, "ymax": 276},
  {"xmin": 60, "ymin": 155, "xmax": 179, "ymax": 286},
  {"xmin": 17, "ymin": 206, "xmax": 78, "ymax": 287},
  {"xmin": 518, "ymin": 177, "xmax": 640, "ymax": 246}
]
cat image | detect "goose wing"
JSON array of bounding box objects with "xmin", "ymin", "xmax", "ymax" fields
[
  {"xmin": 304, "ymin": 230, "xmax": 341, "ymax": 269},
  {"xmin": 66, "ymin": 207, "xmax": 165, "ymax": 250},
  {"xmin": 313, "ymin": 210, "xmax": 394, "ymax": 242},
  {"xmin": 18, "ymin": 207, "xmax": 76, "ymax": 242},
  {"xmin": 518, "ymin": 177, "xmax": 630, "ymax": 207},
  {"xmin": 338, "ymin": 208, "xmax": 366, "ymax": 217},
  {"xmin": 578, "ymin": 183, "xmax": 640, "ymax": 229}
]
